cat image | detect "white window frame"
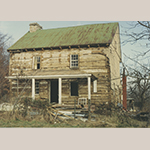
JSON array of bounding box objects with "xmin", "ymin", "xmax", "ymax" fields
[
  {"xmin": 70, "ymin": 54, "xmax": 78, "ymax": 68},
  {"xmin": 78, "ymin": 98, "xmax": 87, "ymax": 105}
]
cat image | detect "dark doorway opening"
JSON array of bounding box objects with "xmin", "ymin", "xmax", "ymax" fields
[{"xmin": 51, "ymin": 80, "xmax": 58, "ymax": 103}]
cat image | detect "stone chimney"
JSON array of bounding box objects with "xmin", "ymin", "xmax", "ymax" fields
[{"xmin": 29, "ymin": 22, "xmax": 42, "ymax": 33}]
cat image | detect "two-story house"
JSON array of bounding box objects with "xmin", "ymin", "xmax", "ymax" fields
[{"xmin": 6, "ymin": 22, "xmax": 122, "ymax": 107}]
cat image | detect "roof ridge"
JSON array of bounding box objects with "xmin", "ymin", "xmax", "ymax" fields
[{"xmin": 40, "ymin": 22, "xmax": 119, "ymax": 31}]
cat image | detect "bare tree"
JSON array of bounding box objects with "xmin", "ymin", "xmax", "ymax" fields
[
  {"xmin": 0, "ymin": 32, "xmax": 11, "ymax": 100},
  {"xmin": 123, "ymin": 21, "xmax": 150, "ymax": 57},
  {"xmin": 128, "ymin": 67, "xmax": 150, "ymax": 111},
  {"xmin": 122, "ymin": 21, "xmax": 150, "ymax": 100}
]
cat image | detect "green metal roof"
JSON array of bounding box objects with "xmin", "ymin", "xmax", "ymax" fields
[{"xmin": 8, "ymin": 22, "xmax": 119, "ymax": 50}]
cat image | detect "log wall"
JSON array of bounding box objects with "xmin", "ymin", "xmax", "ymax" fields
[{"xmin": 9, "ymin": 45, "xmax": 120, "ymax": 105}]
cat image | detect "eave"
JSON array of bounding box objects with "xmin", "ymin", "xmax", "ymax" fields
[{"xmin": 7, "ymin": 43, "xmax": 110, "ymax": 53}]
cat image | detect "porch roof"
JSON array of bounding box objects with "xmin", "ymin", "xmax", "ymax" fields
[{"xmin": 6, "ymin": 70, "xmax": 96, "ymax": 79}]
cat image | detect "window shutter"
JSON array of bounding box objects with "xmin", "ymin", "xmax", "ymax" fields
[
  {"xmin": 70, "ymin": 55, "xmax": 71, "ymax": 68},
  {"xmin": 32, "ymin": 56, "xmax": 35, "ymax": 69},
  {"xmin": 93, "ymin": 80, "xmax": 97, "ymax": 93},
  {"xmin": 34, "ymin": 57, "xmax": 37, "ymax": 69}
]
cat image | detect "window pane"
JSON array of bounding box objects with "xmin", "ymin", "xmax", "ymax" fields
[
  {"xmin": 34, "ymin": 56, "xmax": 40, "ymax": 69},
  {"xmin": 35, "ymin": 81, "xmax": 39, "ymax": 94},
  {"xmin": 37, "ymin": 63, "xmax": 40, "ymax": 69},
  {"xmin": 75, "ymin": 55, "xmax": 78, "ymax": 59},
  {"xmin": 71, "ymin": 55, "xmax": 74, "ymax": 59},
  {"xmin": 37, "ymin": 57, "xmax": 40, "ymax": 62},
  {"xmin": 70, "ymin": 55, "xmax": 78, "ymax": 68}
]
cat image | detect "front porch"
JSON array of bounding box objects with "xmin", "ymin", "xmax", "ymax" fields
[{"xmin": 6, "ymin": 70, "xmax": 97, "ymax": 106}]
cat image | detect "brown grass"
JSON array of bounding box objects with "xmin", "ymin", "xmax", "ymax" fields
[
  {"xmin": 0, "ymin": 99, "xmax": 148, "ymax": 128},
  {"xmin": 0, "ymin": 110, "xmax": 148, "ymax": 128}
]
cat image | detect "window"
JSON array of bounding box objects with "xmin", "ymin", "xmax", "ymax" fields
[
  {"xmin": 70, "ymin": 55, "xmax": 78, "ymax": 68},
  {"xmin": 78, "ymin": 98, "xmax": 87, "ymax": 105},
  {"xmin": 71, "ymin": 82, "xmax": 78, "ymax": 96},
  {"xmin": 33, "ymin": 56, "xmax": 40, "ymax": 69},
  {"xmin": 35, "ymin": 81, "xmax": 39, "ymax": 94}
]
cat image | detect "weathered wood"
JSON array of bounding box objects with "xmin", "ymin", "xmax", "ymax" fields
[
  {"xmin": 52, "ymin": 108, "xmax": 74, "ymax": 120},
  {"xmin": 9, "ymin": 45, "xmax": 121, "ymax": 106},
  {"xmin": 88, "ymin": 99, "xmax": 91, "ymax": 120},
  {"xmin": 53, "ymin": 111, "xmax": 58, "ymax": 122},
  {"xmin": 49, "ymin": 111, "xmax": 65, "ymax": 121},
  {"xmin": 74, "ymin": 99, "xmax": 76, "ymax": 119}
]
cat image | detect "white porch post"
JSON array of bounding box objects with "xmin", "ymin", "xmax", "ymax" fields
[
  {"xmin": 32, "ymin": 78, "xmax": 35, "ymax": 100},
  {"xmin": 88, "ymin": 77, "xmax": 91, "ymax": 100},
  {"xmin": 59, "ymin": 78, "xmax": 62, "ymax": 104}
]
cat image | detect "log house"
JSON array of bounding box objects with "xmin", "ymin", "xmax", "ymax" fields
[{"xmin": 6, "ymin": 22, "xmax": 122, "ymax": 106}]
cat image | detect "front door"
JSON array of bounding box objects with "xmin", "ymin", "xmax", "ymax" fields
[{"xmin": 51, "ymin": 79, "xmax": 58, "ymax": 103}]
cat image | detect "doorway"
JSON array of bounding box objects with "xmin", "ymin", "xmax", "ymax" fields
[{"xmin": 50, "ymin": 79, "xmax": 58, "ymax": 103}]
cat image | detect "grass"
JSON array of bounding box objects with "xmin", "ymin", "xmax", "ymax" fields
[
  {"xmin": 0, "ymin": 110, "xmax": 148, "ymax": 128},
  {"xmin": 0, "ymin": 120, "xmax": 106, "ymax": 128},
  {"xmin": 2, "ymin": 99, "xmax": 144, "ymax": 128},
  {"xmin": 0, "ymin": 119, "xmax": 90, "ymax": 128},
  {"xmin": 0, "ymin": 117, "xmax": 147, "ymax": 128}
]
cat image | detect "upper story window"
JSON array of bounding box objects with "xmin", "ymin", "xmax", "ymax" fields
[
  {"xmin": 33, "ymin": 56, "xmax": 40, "ymax": 69},
  {"xmin": 70, "ymin": 54, "xmax": 78, "ymax": 68}
]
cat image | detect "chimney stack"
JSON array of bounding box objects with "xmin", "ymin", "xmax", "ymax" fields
[{"xmin": 29, "ymin": 22, "xmax": 42, "ymax": 33}]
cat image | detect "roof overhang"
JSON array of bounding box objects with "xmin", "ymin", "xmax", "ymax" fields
[{"xmin": 7, "ymin": 43, "xmax": 110, "ymax": 53}]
